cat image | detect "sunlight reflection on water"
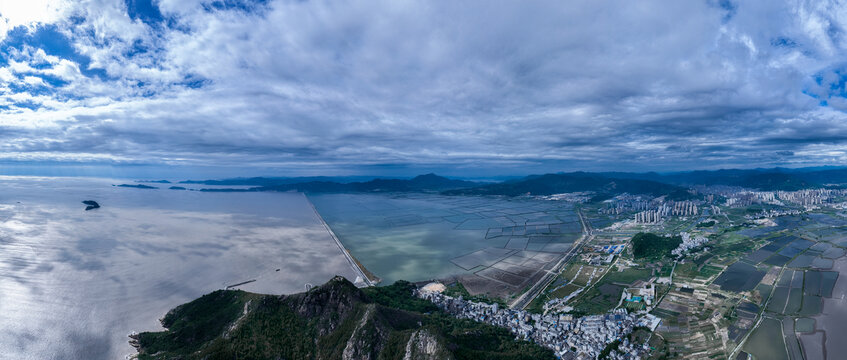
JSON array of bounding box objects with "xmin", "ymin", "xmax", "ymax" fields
[{"xmin": 0, "ymin": 177, "xmax": 357, "ymax": 360}]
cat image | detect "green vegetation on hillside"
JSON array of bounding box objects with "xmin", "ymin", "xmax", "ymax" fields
[
  {"xmin": 361, "ymin": 280, "xmax": 439, "ymax": 313},
  {"xmin": 440, "ymin": 282, "xmax": 508, "ymax": 307},
  {"xmin": 132, "ymin": 290, "xmax": 260, "ymax": 357},
  {"xmin": 443, "ymin": 173, "xmax": 694, "ymax": 199},
  {"xmin": 257, "ymin": 173, "xmax": 478, "ymax": 193},
  {"xmin": 631, "ymin": 233, "xmax": 682, "ymax": 260},
  {"xmin": 603, "ymin": 267, "xmax": 652, "ymax": 286},
  {"xmin": 134, "ymin": 278, "xmax": 554, "ymax": 360},
  {"xmin": 598, "ymin": 339, "xmax": 622, "ymax": 359},
  {"xmin": 696, "ymin": 220, "xmax": 716, "ymax": 228}
]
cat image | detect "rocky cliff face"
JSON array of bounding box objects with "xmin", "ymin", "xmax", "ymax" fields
[
  {"xmin": 291, "ymin": 275, "xmax": 367, "ymax": 337},
  {"xmin": 341, "ymin": 304, "xmax": 387, "ymax": 360},
  {"xmin": 402, "ymin": 329, "xmax": 452, "ymax": 360}
]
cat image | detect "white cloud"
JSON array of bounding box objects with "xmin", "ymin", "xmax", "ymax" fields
[
  {"xmin": 45, "ymin": 59, "xmax": 81, "ymax": 80},
  {"xmin": 0, "ymin": 67, "xmax": 13, "ymax": 83},
  {"xmin": 0, "ymin": 0, "xmax": 72, "ymax": 41},
  {"xmin": 22, "ymin": 75, "xmax": 46, "ymax": 86},
  {"xmin": 2, "ymin": 0, "xmax": 847, "ymax": 173}
]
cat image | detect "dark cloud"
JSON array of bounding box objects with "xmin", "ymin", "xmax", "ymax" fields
[{"xmin": 1, "ymin": 0, "xmax": 847, "ymax": 175}]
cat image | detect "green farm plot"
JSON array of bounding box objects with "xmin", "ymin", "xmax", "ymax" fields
[
  {"xmin": 699, "ymin": 264, "xmax": 724, "ymax": 278},
  {"xmin": 572, "ymin": 266, "xmax": 603, "ymax": 287},
  {"xmin": 712, "ymin": 233, "xmax": 758, "ymax": 252},
  {"xmin": 442, "ymin": 282, "xmax": 507, "ymax": 306},
  {"xmin": 557, "ymin": 264, "xmax": 580, "ymax": 282},
  {"xmin": 572, "ymin": 283, "xmax": 624, "ymax": 315},
  {"xmin": 603, "ymin": 267, "xmax": 651, "ymax": 286},
  {"xmin": 692, "ymin": 253, "xmax": 712, "ymax": 266},
  {"xmin": 651, "ymin": 307, "xmax": 681, "ymax": 319},
  {"xmin": 673, "ymin": 262, "xmax": 724, "ymax": 280},
  {"xmin": 624, "ymin": 301, "xmax": 645, "ymax": 312},
  {"xmin": 721, "ymin": 232, "xmax": 750, "ymax": 244},
  {"xmin": 550, "ymin": 283, "xmax": 581, "ymax": 299},
  {"xmin": 658, "ymin": 262, "xmax": 674, "ymax": 277},
  {"xmin": 674, "ymin": 262, "xmax": 699, "ymax": 279}
]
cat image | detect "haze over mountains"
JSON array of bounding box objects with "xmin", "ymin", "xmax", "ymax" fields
[{"xmin": 173, "ymin": 167, "xmax": 847, "ymax": 197}]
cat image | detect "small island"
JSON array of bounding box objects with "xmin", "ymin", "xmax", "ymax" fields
[
  {"xmin": 168, "ymin": 186, "xmax": 187, "ymax": 190},
  {"xmin": 82, "ymin": 200, "xmax": 100, "ymax": 211},
  {"xmin": 115, "ymin": 184, "xmax": 158, "ymax": 189}
]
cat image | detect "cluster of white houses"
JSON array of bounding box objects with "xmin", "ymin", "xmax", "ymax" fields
[{"xmin": 416, "ymin": 285, "xmax": 660, "ymax": 359}]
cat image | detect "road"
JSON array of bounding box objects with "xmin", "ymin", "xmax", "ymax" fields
[{"xmin": 509, "ymin": 207, "xmax": 594, "ymax": 310}]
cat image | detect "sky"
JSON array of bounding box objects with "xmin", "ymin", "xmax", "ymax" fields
[{"xmin": 1, "ymin": 0, "xmax": 847, "ymax": 178}]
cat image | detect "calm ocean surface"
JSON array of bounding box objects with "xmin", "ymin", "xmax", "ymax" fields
[{"xmin": 0, "ymin": 177, "xmax": 358, "ymax": 360}]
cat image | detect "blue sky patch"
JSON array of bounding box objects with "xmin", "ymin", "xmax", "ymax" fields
[
  {"xmin": 203, "ymin": 0, "xmax": 271, "ymax": 14},
  {"xmin": 1, "ymin": 24, "xmax": 109, "ymax": 80}
]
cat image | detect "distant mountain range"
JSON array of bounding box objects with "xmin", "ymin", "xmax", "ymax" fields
[
  {"xmin": 174, "ymin": 167, "xmax": 847, "ymax": 198},
  {"xmin": 261, "ymin": 173, "xmax": 476, "ymax": 192},
  {"xmin": 595, "ymin": 168, "xmax": 847, "ymax": 190},
  {"xmin": 180, "ymin": 175, "xmax": 382, "ymax": 186},
  {"xmin": 449, "ymin": 167, "xmax": 847, "ymax": 196},
  {"xmin": 132, "ymin": 276, "xmax": 553, "ymax": 359},
  {"xmin": 443, "ymin": 173, "xmax": 694, "ymax": 200},
  {"xmin": 196, "ymin": 173, "xmax": 478, "ymax": 193}
]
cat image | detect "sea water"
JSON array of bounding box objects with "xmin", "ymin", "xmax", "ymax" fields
[{"xmin": 0, "ymin": 176, "xmax": 358, "ymax": 360}]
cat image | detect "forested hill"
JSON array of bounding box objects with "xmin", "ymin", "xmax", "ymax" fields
[
  {"xmin": 444, "ymin": 173, "xmax": 695, "ymax": 199},
  {"xmin": 598, "ymin": 169, "xmax": 816, "ymax": 191},
  {"xmin": 132, "ymin": 276, "xmax": 554, "ymax": 360},
  {"xmin": 187, "ymin": 173, "xmax": 477, "ymax": 193},
  {"xmin": 175, "ymin": 167, "xmax": 847, "ymax": 196}
]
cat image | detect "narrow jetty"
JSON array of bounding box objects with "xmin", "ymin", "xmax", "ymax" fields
[
  {"xmin": 303, "ymin": 193, "xmax": 376, "ymax": 287},
  {"xmin": 225, "ymin": 279, "xmax": 256, "ymax": 289}
]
